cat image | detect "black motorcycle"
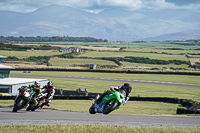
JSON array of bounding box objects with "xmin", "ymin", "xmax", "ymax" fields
[{"xmin": 12, "ymin": 86, "xmax": 33, "ymax": 112}]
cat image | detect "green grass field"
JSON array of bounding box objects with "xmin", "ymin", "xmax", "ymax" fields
[
  {"xmin": 76, "ymin": 51, "xmax": 187, "ymax": 61},
  {"xmin": 0, "ymin": 48, "xmax": 188, "ymax": 61},
  {"xmin": 50, "ymin": 60, "xmax": 192, "ymax": 70},
  {"xmin": 121, "ymin": 61, "xmax": 190, "ymax": 69},
  {"xmin": 11, "ymin": 71, "xmax": 200, "ymax": 102},
  {"xmin": 49, "ymin": 58, "xmax": 117, "ymax": 66},
  {"xmin": 0, "ymin": 50, "xmax": 63, "ymax": 58},
  {"xmin": 1, "ymin": 43, "xmax": 199, "ymax": 72},
  {"xmin": 126, "ymin": 48, "xmax": 200, "ymax": 55},
  {"xmin": 26, "ymin": 41, "xmax": 200, "ymax": 49}
]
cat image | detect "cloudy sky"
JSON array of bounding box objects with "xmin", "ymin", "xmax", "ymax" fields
[{"xmin": 0, "ymin": 0, "xmax": 200, "ymax": 13}]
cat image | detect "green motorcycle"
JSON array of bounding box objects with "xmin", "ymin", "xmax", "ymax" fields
[{"xmin": 89, "ymin": 89, "xmax": 126, "ymax": 115}]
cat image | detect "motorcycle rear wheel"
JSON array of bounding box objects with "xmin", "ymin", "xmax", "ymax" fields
[
  {"xmin": 31, "ymin": 100, "xmax": 43, "ymax": 111},
  {"xmin": 103, "ymin": 101, "xmax": 118, "ymax": 115},
  {"xmin": 26, "ymin": 104, "xmax": 32, "ymax": 111},
  {"xmin": 31, "ymin": 106, "xmax": 37, "ymax": 111}
]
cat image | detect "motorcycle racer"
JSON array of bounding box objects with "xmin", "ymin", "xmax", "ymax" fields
[
  {"xmin": 96, "ymin": 83, "xmax": 132, "ymax": 105},
  {"xmin": 29, "ymin": 81, "xmax": 42, "ymax": 106},
  {"xmin": 41, "ymin": 81, "xmax": 55, "ymax": 107}
]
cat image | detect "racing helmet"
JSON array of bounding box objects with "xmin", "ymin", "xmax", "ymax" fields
[
  {"xmin": 47, "ymin": 81, "xmax": 53, "ymax": 90},
  {"xmin": 34, "ymin": 81, "xmax": 41, "ymax": 89},
  {"xmin": 121, "ymin": 83, "xmax": 132, "ymax": 93}
]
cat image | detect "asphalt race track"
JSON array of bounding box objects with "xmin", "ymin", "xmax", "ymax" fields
[
  {"xmin": 0, "ymin": 108, "xmax": 200, "ymax": 127},
  {"xmin": 14, "ymin": 74, "xmax": 200, "ymax": 88}
]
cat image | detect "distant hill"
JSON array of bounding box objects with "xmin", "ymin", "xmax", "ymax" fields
[
  {"xmin": 0, "ymin": 4, "xmax": 200, "ymax": 41},
  {"xmin": 140, "ymin": 29, "xmax": 200, "ymax": 41}
]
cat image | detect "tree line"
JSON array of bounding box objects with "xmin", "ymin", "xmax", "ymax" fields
[
  {"xmin": 101, "ymin": 56, "xmax": 189, "ymax": 66},
  {"xmin": 0, "ymin": 43, "xmax": 60, "ymax": 51},
  {"xmin": 4, "ymin": 55, "xmax": 189, "ymax": 67},
  {"xmin": 0, "ymin": 36, "xmax": 108, "ymax": 43}
]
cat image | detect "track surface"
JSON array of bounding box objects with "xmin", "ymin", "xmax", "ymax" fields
[
  {"xmin": 0, "ymin": 108, "xmax": 200, "ymax": 127},
  {"xmin": 14, "ymin": 74, "xmax": 200, "ymax": 88}
]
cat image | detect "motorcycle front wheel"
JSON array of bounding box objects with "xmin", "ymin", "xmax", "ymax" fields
[
  {"xmin": 12, "ymin": 99, "xmax": 24, "ymax": 112},
  {"xmin": 89, "ymin": 104, "xmax": 96, "ymax": 114},
  {"xmin": 103, "ymin": 101, "xmax": 118, "ymax": 115}
]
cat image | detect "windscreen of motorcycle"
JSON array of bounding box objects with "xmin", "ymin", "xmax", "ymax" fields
[{"xmin": 119, "ymin": 89, "xmax": 126, "ymax": 97}]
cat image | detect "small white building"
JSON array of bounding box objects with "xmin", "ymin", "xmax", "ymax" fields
[
  {"xmin": 59, "ymin": 47, "xmax": 79, "ymax": 53},
  {"xmin": 0, "ymin": 55, "xmax": 49, "ymax": 94},
  {"xmin": 0, "ymin": 78, "xmax": 49, "ymax": 94}
]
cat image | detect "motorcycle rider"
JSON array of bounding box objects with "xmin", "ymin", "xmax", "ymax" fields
[
  {"xmin": 41, "ymin": 81, "xmax": 55, "ymax": 107},
  {"xmin": 95, "ymin": 83, "xmax": 132, "ymax": 105},
  {"xmin": 29, "ymin": 81, "xmax": 42, "ymax": 106}
]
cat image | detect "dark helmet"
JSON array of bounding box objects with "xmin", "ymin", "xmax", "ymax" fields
[
  {"xmin": 47, "ymin": 81, "xmax": 53, "ymax": 90},
  {"xmin": 121, "ymin": 83, "xmax": 132, "ymax": 93}
]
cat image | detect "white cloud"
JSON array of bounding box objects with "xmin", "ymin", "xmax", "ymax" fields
[
  {"xmin": 97, "ymin": 0, "xmax": 142, "ymax": 9},
  {"xmin": 54, "ymin": 0, "xmax": 142, "ymax": 10},
  {"xmin": 142, "ymin": 0, "xmax": 176, "ymax": 9},
  {"xmin": 141, "ymin": 0, "xmax": 200, "ymax": 11},
  {"xmin": 0, "ymin": 0, "xmax": 200, "ymax": 13}
]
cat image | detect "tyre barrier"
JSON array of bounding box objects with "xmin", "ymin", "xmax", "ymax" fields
[
  {"xmin": 129, "ymin": 97, "xmax": 181, "ymax": 104},
  {"xmin": 179, "ymin": 99, "xmax": 194, "ymax": 108},
  {"xmin": 55, "ymin": 89, "xmax": 101, "ymax": 97},
  {"xmin": 176, "ymin": 108, "xmax": 200, "ymax": 114},
  {"xmin": 0, "ymin": 95, "xmax": 16, "ymax": 99},
  {"xmin": 53, "ymin": 95, "xmax": 95, "ymax": 100}
]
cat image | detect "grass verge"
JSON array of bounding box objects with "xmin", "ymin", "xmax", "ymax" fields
[
  {"xmin": 0, "ymin": 100, "xmax": 180, "ymax": 115},
  {"xmin": 0, "ymin": 124, "xmax": 199, "ymax": 133}
]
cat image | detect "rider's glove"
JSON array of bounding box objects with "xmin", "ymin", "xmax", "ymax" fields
[
  {"xmin": 120, "ymin": 99, "xmax": 126, "ymax": 105},
  {"xmin": 110, "ymin": 86, "xmax": 118, "ymax": 92},
  {"xmin": 110, "ymin": 86, "xmax": 114, "ymax": 91}
]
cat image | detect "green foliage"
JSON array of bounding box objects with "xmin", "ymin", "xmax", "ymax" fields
[
  {"xmin": 100, "ymin": 56, "xmax": 189, "ymax": 66},
  {"xmin": 0, "ymin": 43, "xmax": 60, "ymax": 51},
  {"xmin": 25, "ymin": 56, "xmax": 51, "ymax": 65},
  {"xmin": 5, "ymin": 56, "xmax": 20, "ymax": 61},
  {"xmin": 49, "ymin": 58, "xmax": 117, "ymax": 68},
  {"xmin": 167, "ymin": 40, "xmax": 200, "ymax": 46},
  {"xmin": 101, "ymin": 57, "xmax": 122, "ymax": 66},
  {"xmin": 119, "ymin": 47, "xmax": 127, "ymax": 51},
  {"xmin": 0, "ymin": 36, "xmax": 108, "ymax": 43}
]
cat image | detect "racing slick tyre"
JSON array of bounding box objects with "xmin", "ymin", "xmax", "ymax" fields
[
  {"xmin": 89, "ymin": 104, "xmax": 96, "ymax": 114},
  {"xmin": 12, "ymin": 99, "xmax": 23, "ymax": 112},
  {"xmin": 26, "ymin": 104, "xmax": 33, "ymax": 111},
  {"xmin": 31, "ymin": 106, "xmax": 37, "ymax": 111}
]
